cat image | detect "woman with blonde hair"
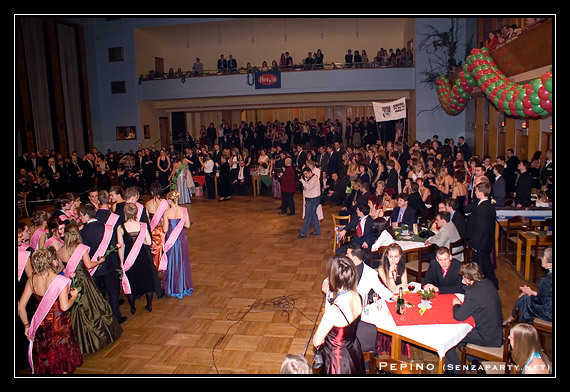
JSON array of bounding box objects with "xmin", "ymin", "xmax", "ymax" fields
[
  {"xmin": 58, "ymin": 223, "xmax": 122, "ymax": 353},
  {"xmin": 509, "ymin": 323, "xmax": 551, "ymax": 374},
  {"xmin": 18, "ymin": 247, "xmax": 83, "ymax": 374},
  {"xmin": 117, "ymin": 203, "xmax": 156, "ymax": 313},
  {"xmin": 160, "ymin": 190, "xmax": 193, "ymax": 298}
]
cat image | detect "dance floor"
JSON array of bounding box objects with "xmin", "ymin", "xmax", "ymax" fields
[{"xmin": 16, "ymin": 191, "xmax": 547, "ymax": 375}]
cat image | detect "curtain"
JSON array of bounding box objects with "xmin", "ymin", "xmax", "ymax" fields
[
  {"xmin": 20, "ymin": 18, "xmax": 54, "ymax": 152},
  {"xmin": 57, "ymin": 23, "xmax": 85, "ymax": 156}
]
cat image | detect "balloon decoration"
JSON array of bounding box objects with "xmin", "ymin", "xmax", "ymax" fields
[{"xmin": 435, "ymin": 47, "xmax": 552, "ymax": 118}]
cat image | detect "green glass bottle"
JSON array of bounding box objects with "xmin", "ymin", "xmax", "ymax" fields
[{"xmin": 396, "ymin": 287, "xmax": 405, "ymax": 315}]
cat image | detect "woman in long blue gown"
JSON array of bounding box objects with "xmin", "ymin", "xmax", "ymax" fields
[{"xmin": 162, "ymin": 190, "xmax": 193, "ymax": 299}]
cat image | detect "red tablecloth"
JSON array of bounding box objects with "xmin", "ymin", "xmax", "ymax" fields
[
  {"xmin": 193, "ymin": 175, "xmax": 206, "ymax": 186},
  {"xmin": 386, "ymin": 293, "xmax": 475, "ymax": 327}
]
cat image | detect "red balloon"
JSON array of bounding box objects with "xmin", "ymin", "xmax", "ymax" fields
[
  {"xmin": 522, "ymin": 96, "xmax": 532, "ymax": 108},
  {"xmin": 538, "ymin": 86, "xmax": 550, "ymax": 100},
  {"xmin": 540, "ymin": 99, "xmax": 552, "ymax": 111}
]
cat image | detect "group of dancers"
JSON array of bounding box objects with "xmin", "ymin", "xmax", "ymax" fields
[{"xmin": 17, "ymin": 180, "xmax": 193, "ymax": 375}]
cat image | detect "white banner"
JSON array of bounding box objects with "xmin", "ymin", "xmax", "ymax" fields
[{"xmin": 373, "ymin": 98, "xmax": 407, "ymax": 122}]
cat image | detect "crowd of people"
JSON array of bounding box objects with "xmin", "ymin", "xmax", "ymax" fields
[
  {"xmin": 485, "ymin": 18, "xmax": 549, "ymax": 51},
  {"xmin": 140, "ymin": 46, "xmax": 413, "ymax": 81},
  {"xmin": 17, "ymin": 177, "xmax": 193, "ymax": 373},
  {"xmin": 16, "ymin": 115, "xmax": 553, "ymax": 374}
]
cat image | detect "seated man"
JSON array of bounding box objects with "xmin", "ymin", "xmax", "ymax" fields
[
  {"xmin": 390, "ymin": 193, "xmax": 417, "ymax": 228},
  {"xmin": 425, "ymin": 211, "xmax": 463, "ymax": 261},
  {"xmin": 321, "ymin": 172, "xmax": 347, "ymax": 206},
  {"xmin": 231, "ymin": 159, "xmax": 251, "ymax": 195},
  {"xmin": 336, "ymin": 204, "xmax": 376, "ymax": 258},
  {"xmin": 422, "ymin": 246, "xmax": 464, "ymax": 294}
]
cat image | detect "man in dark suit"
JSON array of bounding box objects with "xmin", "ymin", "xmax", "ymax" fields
[
  {"xmin": 317, "ymin": 145, "xmax": 329, "ymax": 174},
  {"xmin": 322, "ymin": 172, "xmax": 346, "ymax": 206},
  {"xmin": 407, "ymin": 182, "xmax": 427, "ymax": 225},
  {"xmin": 336, "ymin": 204, "xmax": 376, "ymax": 256},
  {"xmin": 422, "ymin": 247, "xmax": 464, "ymax": 294},
  {"xmin": 142, "ymin": 149, "xmax": 157, "ymax": 194},
  {"xmin": 294, "ymin": 145, "xmax": 307, "ymax": 175},
  {"xmin": 504, "ymin": 148, "xmax": 520, "ymax": 193},
  {"xmin": 45, "ymin": 157, "xmax": 65, "ymax": 197},
  {"xmin": 390, "ymin": 193, "xmax": 417, "ymax": 228},
  {"xmin": 515, "ymin": 160, "xmax": 533, "ymax": 207},
  {"xmin": 385, "ymin": 159, "xmax": 400, "ymax": 194},
  {"xmin": 227, "ymin": 54, "xmax": 237, "ymax": 73},
  {"xmin": 231, "ymin": 159, "xmax": 252, "ymax": 196},
  {"xmin": 492, "ymin": 164, "xmax": 506, "ymax": 207},
  {"xmin": 444, "ymin": 198, "xmax": 467, "ymax": 239},
  {"xmin": 67, "ymin": 153, "xmax": 86, "ymax": 195},
  {"xmin": 217, "ymin": 54, "xmax": 227, "ymax": 73},
  {"xmin": 464, "ymin": 182, "xmax": 499, "ymax": 289},
  {"xmin": 79, "ymin": 203, "xmax": 126, "ymax": 324},
  {"xmin": 326, "ymin": 145, "xmax": 341, "ymax": 178},
  {"xmin": 445, "ymin": 262, "xmax": 503, "ymax": 373}
]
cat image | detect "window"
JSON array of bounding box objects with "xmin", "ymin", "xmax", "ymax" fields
[
  {"xmin": 111, "ymin": 81, "xmax": 126, "ymax": 94},
  {"xmin": 108, "ymin": 47, "xmax": 124, "ymax": 62}
]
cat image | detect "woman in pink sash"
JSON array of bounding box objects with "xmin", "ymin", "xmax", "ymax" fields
[
  {"xmin": 29, "ymin": 210, "xmax": 50, "ymax": 250},
  {"xmin": 45, "ymin": 215, "xmax": 65, "ymax": 251},
  {"xmin": 162, "ymin": 190, "xmax": 193, "ymax": 299},
  {"xmin": 58, "ymin": 223, "xmax": 122, "ymax": 354},
  {"xmin": 16, "ymin": 223, "xmax": 35, "ymax": 371},
  {"xmin": 145, "ymin": 182, "xmax": 167, "ymax": 270},
  {"xmin": 117, "ymin": 203, "xmax": 157, "ymax": 313},
  {"xmin": 17, "ymin": 247, "xmax": 83, "ymax": 374}
]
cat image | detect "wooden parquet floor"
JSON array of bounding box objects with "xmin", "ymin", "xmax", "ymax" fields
[{"xmin": 17, "ymin": 191, "xmax": 549, "ymax": 376}]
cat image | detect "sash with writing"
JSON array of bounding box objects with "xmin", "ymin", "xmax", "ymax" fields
[
  {"xmin": 18, "ymin": 250, "xmax": 30, "ymax": 281},
  {"xmin": 63, "ymin": 244, "xmax": 90, "ymax": 278},
  {"xmin": 30, "ymin": 229, "xmax": 47, "ymax": 250},
  {"xmin": 158, "ymin": 208, "xmax": 187, "ymax": 271},
  {"xmin": 88, "ymin": 223, "xmax": 114, "ymax": 276},
  {"xmin": 44, "ymin": 237, "xmax": 64, "ymax": 249},
  {"xmin": 27, "ymin": 274, "xmax": 71, "ymax": 374},
  {"xmin": 121, "ymin": 223, "xmax": 147, "ymax": 294},
  {"xmin": 149, "ymin": 199, "xmax": 169, "ymax": 231}
]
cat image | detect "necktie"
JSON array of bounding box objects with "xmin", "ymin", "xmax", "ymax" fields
[
  {"xmin": 357, "ymin": 217, "xmax": 364, "ymax": 237},
  {"xmin": 398, "ymin": 208, "xmax": 404, "ymax": 223}
]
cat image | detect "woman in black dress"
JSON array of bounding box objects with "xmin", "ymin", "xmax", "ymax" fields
[
  {"xmin": 157, "ymin": 149, "xmax": 171, "ymax": 192},
  {"xmin": 117, "ymin": 203, "xmax": 156, "ymax": 314},
  {"xmin": 218, "ymin": 154, "xmax": 232, "ymax": 201},
  {"xmin": 313, "ymin": 255, "xmax": 365, "ymax": 374}
]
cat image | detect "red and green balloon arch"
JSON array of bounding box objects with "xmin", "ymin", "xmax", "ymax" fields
[{"xmin": 435, "ymin": 47, "xmax": 552, "ymax": 118}]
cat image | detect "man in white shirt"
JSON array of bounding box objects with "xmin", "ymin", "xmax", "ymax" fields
[
  {"xmin": 425, "ymin": 211, "xmax": 463, "ymax": 261},
  {"xmin": 298, "ymin": 167, "xmax": 321, "ymax": 238}
]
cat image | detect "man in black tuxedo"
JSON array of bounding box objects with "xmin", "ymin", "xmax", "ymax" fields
[
  {"xmin": 142, "ymin": 149, "xmax": 157, "ymax": 194},
  {"xmin": 390, "ymin": 193, "xmax": 417, "ymax": 228},
  {"xmin": 294, "ymin": 145, "xmax": 307, "ymax": 175},
  {"xmin": 515, "ymin": 160, "xmax": 533, "ymax": 207},
  {"xmin": 422, "ymin": 247, "xmax": 464, "ymax": 295},
  {"xmin": 321, "ymin": 172, "xmax": 346, "ymax": 206},
  {"xmin": 491, "ymin": 164, "xmax": 506, "ymax": 207},
  {"xmin": 443, "ymin": 198, "xmax": 467, "ymax": 239},
  {"xmin": 79, "ymin": 203, "xmax": 126, "ymax": 324},
  {"xmin": 227, "ymin": 54, "xmax": 237, "ymax": 73},
  {"xmin": 445, "ymin": 262, "xmax": 503, "ymax": 373},
  {"xmin": 464, "ymin": 182, "xmax": 499, "ymax": 289},
  {"xmin": 45, "ymin": 157, "xmax": 65, "ymax": 197},
  {"xmin": 67, "ymin": 153, "xmax": 86, "ymax": 195},
  {"xmin": 407, "ymin": 182, "xmax": 427, "ymax": 225},
  {"xmin": 336, "ymin": 204, "xmax": 376, "ymax": 259},
  {"xmin": 231, "ymin": 159, "xmax": 251, "ymax": 195},
  {"xmin": 385, "ymin": 159, "xmax": 400, "ymax": 194},
  {"xmin": 504, "ymin": 148, "xmax": 520, "ymax": 193},
  {"xmin": 327, "ymin": 144, "xmax": 342, "ymax": 178}
]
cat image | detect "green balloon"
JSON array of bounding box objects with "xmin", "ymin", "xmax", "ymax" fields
[
  {"xmin": 506, "ymin": 91, "xmax": 514, "ymax": 102},
  {"xmin": 545, "ymin": 77, "xmax": 552, "ymax": 92},
  {"xmin": 518, "ymin": 89, "xmax": 527, "ymax": 100},
  {"xmin": 517, "ymin": 108, "xmax": 525, "ymax": 117},
  {"xmin": 529, "ymin": 92, "xmax": 541, "ymax": 105},
  {"xmin": 532, "ymin": 78, "xmax": 542, "ymax": 92},
  {"xmin": 532, "ymin": 103, "xmax": 546, "ymax": 115},
  {"xmin": 515, "ymin": 99, "xmax": 524, "ymax": 110}
]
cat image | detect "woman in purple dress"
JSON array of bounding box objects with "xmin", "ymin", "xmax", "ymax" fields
[{"xmin": 161, "ymin": 190, "xmax": 193, "ymax": 299}]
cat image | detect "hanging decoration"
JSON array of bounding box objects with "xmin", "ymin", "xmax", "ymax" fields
[{"xmin": 435, "ymin": 47, "xmax": 552, "ymax": 118}]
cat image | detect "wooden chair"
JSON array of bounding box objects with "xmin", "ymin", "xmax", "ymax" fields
[
  {"xmin": 17, "ymin": 192, "xmax": 29, "ymax": 218},
  {"xmin": 459, "ymin": 308, "xmax": 519, "ymax": 374},
  {"xmin": 449, "ymin": 238, "xmax": 466, "ymax": 262},
  {"xmin": 532, "ymin": 234, "xmax": 553, "ymax": 282},
  {"xmin": 532, "ymin": 317, "xmax": 552, "ymax": 350},
  {"xmin": 332, "ymin": 214, "xmax": 351, "ymax": 252},
  {"xmin": 406, "ymin": 243, "xmax": 436, "ymax": 283},
  {"xmin": 503, "ymin": 216, "xmax": 532, "ymax": 255}
]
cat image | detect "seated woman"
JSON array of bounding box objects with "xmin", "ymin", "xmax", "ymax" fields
[
  {"xmin": 504, "ymin": 247, "xmax": 552, "ymax": 325},
  {"xmin": 509, "ymin": 323, "xmax": 551, "ymax": 374}
]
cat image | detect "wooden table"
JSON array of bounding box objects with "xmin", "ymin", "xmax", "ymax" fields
[
  {"xmin": 516, "ymin": 231, "xmax": 552, "ymax": 281},
  {"xmin": 251, "ymin": 175, "xmax": 260, "ymax": 197}
]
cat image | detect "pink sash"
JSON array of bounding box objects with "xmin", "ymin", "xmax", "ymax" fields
[
  {"xmin": 18, "ymin": 250, "xmax": 30, "ymax": 281},
  {"xmin": 121, "ymin": 223, "xmax": 147, "ymax": 294},
  {"xmin": 30, "ymin": 229, "xmax": 47, "ymax": 250},
  {"xmin": 136, "ymin": 202, "xmax": 144, "ymax": 222},
  {"xmin": 63, "ymin": 244, "xmax": 90, "ymax": 278},
  {"xmin": 149, "ymin": 199, "xmax": 169, "ymax": 231},
  {"xmin": 44, "ymin": 237, "xmax": 64, "ymax": 249},
  {"xmin": 158, "ymin": 208, "xmax": 187, "ymax": 271},
  {"xmin": 88, "ymin": 223, "xmax": 114, "ymax": 276},
  {"xmin": 106, "ymin": 211, "xmax": 120, "ymax": 227},
  {"xmin": 27, "ymin": 274, "xmax": 71, "ymax": 374}
]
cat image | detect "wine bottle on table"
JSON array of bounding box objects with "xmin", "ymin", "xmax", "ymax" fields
[{"xmin": 396, "ymin": 287, "xmax": 405, "ymax": 315}]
